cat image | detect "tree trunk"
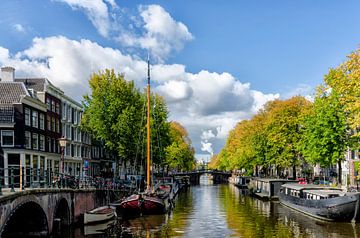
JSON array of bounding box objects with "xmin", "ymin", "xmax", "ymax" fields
[
  {"xmin": 255, "ymin": 165, "xmax": 258, "ymax": 177},
  {"xmin": 338, "ymin": 160, "xmax": 342, "ymax": 185},
  {"xmin": 292, "ymin": 164, "xmax": 296, "ymax": 180}
]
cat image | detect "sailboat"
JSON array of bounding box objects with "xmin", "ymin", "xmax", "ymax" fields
[{"xmin": 118, "ymin": 57, "xmax": 170, "ymax": 216}]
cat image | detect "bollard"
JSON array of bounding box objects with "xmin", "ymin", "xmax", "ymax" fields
[{"xmin": 10, "ymin": 168, "xmax": 15, "ymax": 192}]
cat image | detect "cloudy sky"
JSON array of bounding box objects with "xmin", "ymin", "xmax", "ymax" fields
[{"xmin": 1, "ymin": 1, "xmax": 360, "ymax": 159}]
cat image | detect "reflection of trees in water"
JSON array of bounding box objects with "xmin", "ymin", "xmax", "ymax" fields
[
  {"xmin": 223, "ymin": 185, "xmax": 360, "ymax": 238},
  {"xmin": 220, "ymin": 185, "xmax": 293, "ymax": 238}
]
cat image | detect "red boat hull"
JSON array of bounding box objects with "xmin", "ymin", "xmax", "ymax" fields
[{"xmin": 120, "ymin": 194, "xmax": 167, "ymax": 216}]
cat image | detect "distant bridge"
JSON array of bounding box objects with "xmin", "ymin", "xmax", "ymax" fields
[{"xmin": 173, "ymin": 170, "xmax": 231, "ymax": 184}]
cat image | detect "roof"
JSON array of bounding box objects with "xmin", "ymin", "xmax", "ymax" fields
[
  {"xmin": 15, "ymin": 78, "xmax": 47, "ymax": 92},
  {"xmin": 0, "ymin": 82, "xmax": 28, "ymax": 103},
  {"xmin": 255, "ymin": 178, "xmax": 297, "ymax": 183},
  {"xmin": 281, "ymin": 183, "xmax": 340, "ymax": 191},
  {"xmin": 303, "ymin": 189, "xmax": 344, "ymax": 197}
]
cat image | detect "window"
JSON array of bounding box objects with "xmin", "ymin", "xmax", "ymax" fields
[
  {"xmin": 24, "ymin": 108, "xmax": 31, "ymax": 126},
  {"xmin": 46, "ymin": 98, "xmax": 51, "ymax": 111},
  {"xmin": 47, "ymin": 116, "xmax": 51, "ymax": 131},
  {"xmin": 51, "ymin": 100, "xmax": 55, "ymax": 112},
  {"xmin": 25, "ymin": 131, "xmax": 31, "ymax": 149},
  {"xmin": 56, "ymin": 119, "xmax": 60, "ymax": 133},
  {"xmin": 55, "ymin": 102, "xmax": 60, "ymax": 114},
  {"xmin": 32, "ymin": 111, "xmax": 38, "ymax": 128},
  {"xmin": 32, "ymin": 133, "xmax": 38, "ymax": 150},
  {"xmin": 52, "ymin": 117, "xmax": 55, "ymax": 132},
  {"xmin": 1, "ymin": 130, "xmax": 14, "ymax": 146},
  {"xmin": 39, "ymin": 135, "xmax": 45, "ymax": 151},
  {"xmin": 47, "ymin": 137, "xmax": 51, "ymax": 152},
  {"xmin": 67, "ymin": 106, "xmax": 71, "ymax": 122},
  {"xmin": 62, "ymin": 103, "xmax": 66, "ymax": 119},
  {"xmin": 39, "ymin": 113, "xmax": 45, "ymax": 130}
]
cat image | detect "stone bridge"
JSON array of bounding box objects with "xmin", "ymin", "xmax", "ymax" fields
[
  {"xmin": 174, "ymin": 170, "xmax": 231, "ymax": 184},
  {"xmin": 0, "ymin": 188, "xmax": 110, "ymax": 237}
]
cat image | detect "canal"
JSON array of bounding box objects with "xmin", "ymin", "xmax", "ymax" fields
[{"xmin": 59, "ymin": 176, "xmax": 360, "ymax": 237}]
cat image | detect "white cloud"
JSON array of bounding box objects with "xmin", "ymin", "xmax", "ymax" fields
[
  {"xmin": 13, "ymin": 24, "xmax": 26, "ymax": 33},
  {"xmin": 55, "ymin": 0, "xmax": 118, "ymax": 37},
  {"xmin": 201, "ymin": 130, "xmax": 216, "ymax": 140},
  {"xmin": 118, "ymin": 5, "xmax": 193, "ymax": 62},
  {"xmin": 201, "ymin": 140, "xmax": 213, "ymax": 156},
  {"xmin": 0, "ymin": 35, "xmax": 278, "ymax": 154}
]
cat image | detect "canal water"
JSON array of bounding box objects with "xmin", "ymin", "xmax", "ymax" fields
[{"xmin": 61, "ymin": 176, "xmax": 360, "ymax": 237}]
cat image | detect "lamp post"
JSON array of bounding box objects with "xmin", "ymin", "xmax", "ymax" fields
[{"xmin": 58, "ymin": 137, "xmax": 67, "ymax": 175}]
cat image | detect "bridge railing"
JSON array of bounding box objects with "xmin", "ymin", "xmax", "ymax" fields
[{"xmin": 0, "ymin": 166, "xmax": 119, "ymax": 195}]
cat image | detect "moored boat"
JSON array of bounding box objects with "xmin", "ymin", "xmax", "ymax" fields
[
  {"xmin": 118, "ymin": 56, "xmax": 170, "ymax": 217},
  {"xmin": 278, "ymin": 183, "xmax": 360, "ymax": 222},
  {"xmin": 249, "ymin": 178, "xmax": 297, "ymax": 200},
  {"xmin": 84, "ymin": 206, "xmax": 116, "ymax": 224},
  {"xmin": 119, "ymin": 193, "xmax": 169, "ymax": 217}
]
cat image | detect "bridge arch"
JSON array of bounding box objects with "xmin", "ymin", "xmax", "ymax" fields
[
  {"xmin": 53, "ymin": 197, "xmax": 71, "ymax": 229},
  {"xmin": 2, "ymin": 201, "xmax": 49, "ymax": 237}
]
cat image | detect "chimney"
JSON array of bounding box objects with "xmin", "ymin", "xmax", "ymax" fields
[{"xmin": 1, "ymin": 67, "xmax": 15, "ymax": 82}]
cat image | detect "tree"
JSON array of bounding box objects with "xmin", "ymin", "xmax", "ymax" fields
[
  {"xmin": 325, "ymin": 48, "xmax": 360, "ymax": 139},
  {"xmin": 82, "ymin": 70, "xmax": 144, "ymax": 171},
  {"xmin": 299, "ymin": 86, "xmax": 348, "ymax": 184},
  {"xmin": 264, "ymin": 97, "xmax": 311, "ymax": 178},
  {"xmin": 164, "ymin": 121, "xmax": 195, "ymax": 171}
]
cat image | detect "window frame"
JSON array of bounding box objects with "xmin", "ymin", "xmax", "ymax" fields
[
  {"xmin": 25, "ymin": 131, "xmax": 31, "ymax": 149},
  {"xmin": 1, "ymin": 130, "xmax": 14, "ymax": 147},
  {"xmin": 32, "ymin": 133, "xmax": 38, "ymax": 150},
  {"xmin": 24, "ymin": 108, "xmax": 31, "ymax": 126}
]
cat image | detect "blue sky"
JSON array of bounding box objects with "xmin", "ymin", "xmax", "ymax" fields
[{"xmin": 1, "ymin": 0, "xmax": 360, "ymax": 157}]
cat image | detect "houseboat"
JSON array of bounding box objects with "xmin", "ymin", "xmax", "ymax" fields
[
  {"xmin": 229, "ymin": 175, "xmax": 251, "ymax": 188},
  {"xmin": 278, "ymin": 183, "xmax": 360, "ymax": 222},
  {"xmin": 249, "ymin": 178, "xmax": 297, "ymax": 200}
]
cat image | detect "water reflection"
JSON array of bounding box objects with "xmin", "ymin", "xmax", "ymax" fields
[{"xmin": 59, "ymin": 183, "xmax": 360, "ymax": 237}]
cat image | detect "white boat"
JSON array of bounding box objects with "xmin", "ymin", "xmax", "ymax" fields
[{"xmin": 84, "ymin": 206, "xmax": 116, "ymax": 224}]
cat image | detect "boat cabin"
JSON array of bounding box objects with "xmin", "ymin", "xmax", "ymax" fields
[
  {"xmin": 250, "ymin": 178, "xmax": 297, "ymax": 199},
  {"xmin": 280, "ymin": 183, "xmax": 344, "ymax": 200}
]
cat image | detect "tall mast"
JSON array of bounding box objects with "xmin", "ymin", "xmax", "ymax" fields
[{"xmin": 146, "ymin": 54, "xmax": 151, "ymax": 191}]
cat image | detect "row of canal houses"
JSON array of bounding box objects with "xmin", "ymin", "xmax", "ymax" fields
[{"xmin": 0, "ymin": 67, "xmax": 115, "ymax": 187}]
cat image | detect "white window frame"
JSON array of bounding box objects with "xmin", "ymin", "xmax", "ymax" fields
[
  {"xmin": 1, "ymin": 130, "xmax": 14, "ymax": 147},
  {"xmin": 39, "ymin": 135, "xmax": 45, "ymax": 151},
  {"xmin": 39, "ymin": 113, "xmax": 45, "ymax": 130},
  {"xmin": 32, "ymin": 133, "xmax": 38, "ymax": 150},
  {"xmin": 25, "ymin": 131, "xmax": 31, "ymax": 149},
  {"xmin": 25, "ymin": 108, "xmax": 31, "ymax": 126},
  {"xmin": 32, "ymin": 111, "xmax": 38, "ymax": 128}
]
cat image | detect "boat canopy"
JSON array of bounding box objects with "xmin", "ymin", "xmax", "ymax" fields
[{"xmin": 281, "ymin": 183, "xmax": 341, "ymax": 191}]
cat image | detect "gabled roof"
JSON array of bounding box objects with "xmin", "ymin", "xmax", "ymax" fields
[
  {"xmin": 15, "ymin": 78, "xmax": 46, "ymax": 92},
  {"xmin": 0, "ymin": 82, "xmax": 28, "ymax": 104}
]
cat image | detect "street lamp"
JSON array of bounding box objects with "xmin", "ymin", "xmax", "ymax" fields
[{"xmin": 58, "ymin": 137, "xmax": 67, "ymax": 175}]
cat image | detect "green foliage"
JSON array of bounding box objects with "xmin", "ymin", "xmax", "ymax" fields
[
  {"xmin": 82, "ymin": 69, "xmax": 193, "ymax": 172},
  {"xmin": 299, "ymin": 87, "xmax": 348, "ymax": 167},
  {"xmin": 165, "ymin": 122, "xmax": 196, "ymax": 171},
  {"xmin": 82, "ymin": 69, "xmax": 144, "ymax": 163}
]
